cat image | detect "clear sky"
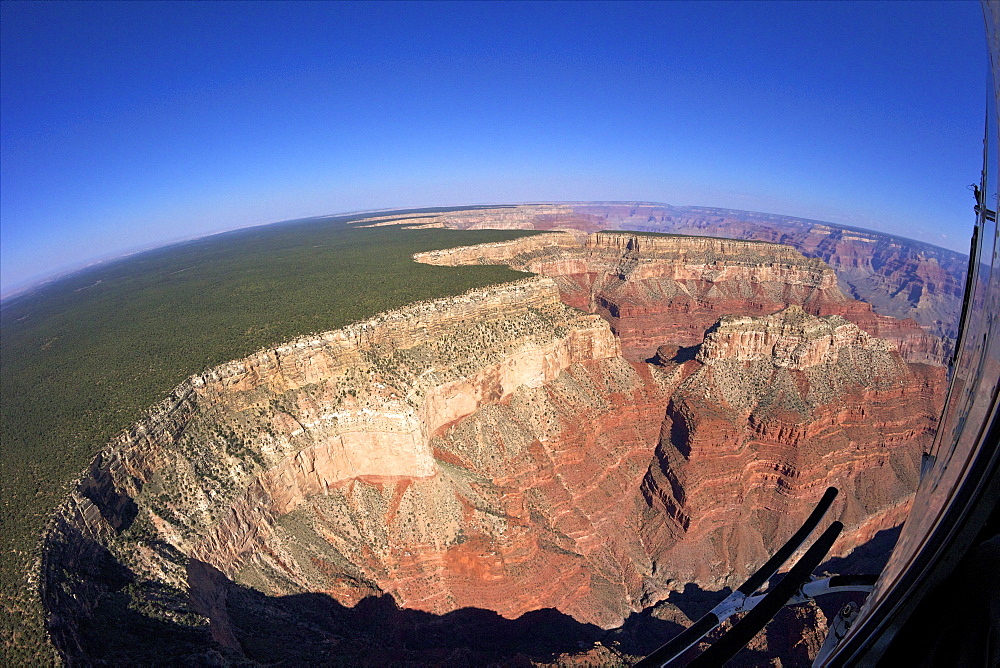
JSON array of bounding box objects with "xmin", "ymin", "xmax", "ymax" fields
[{"xmin": 0, "ymin": 1, "xmax": 989, "ymax": 297}]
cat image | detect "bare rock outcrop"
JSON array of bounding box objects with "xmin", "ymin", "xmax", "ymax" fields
[
  {"xmin": 639, "ymin": 307, "xmax": 945, "ymax": 590},
  {"xmin": 696, "ymin": 306, "xmax": 893, "ymax": 370},
  {"xmin": 39, "ymin": 233, "xmax": 947, "ymax": 664},
  {"xmin": 417, "ymin": 231, "xmax": 946, "ymax": 365},
  {"xmin": 40, "ymin": 278, "xmax": 625, "ymax": 656},
  {"xmin": 402, "ymin": 202, "xmax": 965, "ymax": 351}
]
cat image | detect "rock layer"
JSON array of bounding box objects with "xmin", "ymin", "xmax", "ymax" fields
[
  {"xmin": 696, "ymin": 306, "xmax": 892, "ymax": 370},
  {"xmin": 40, "ymin": 235, "xmax": 946, "ymax": 664},
  {"xmin": 41, "ymin": 278, "xmax": 626, "ymax": 654},
  {"xmin": 639, "ymin": 307, "xmax": 944, "ymax": 588},
  {"xmin": 394, "ymin": 202, "xmax": 966, "ymax": 346},
  {"xmin": 417, "ymin": 231, "xmax": 946, "ymax": 365}
]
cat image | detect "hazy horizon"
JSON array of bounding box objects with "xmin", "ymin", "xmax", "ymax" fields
[
  {"xmin": 1, "ymin": 1, "xmax": 987, "ymax": 294},
  {"xmin": 0, "ymin": 198, "xmax": 973, "ymax": 303}
]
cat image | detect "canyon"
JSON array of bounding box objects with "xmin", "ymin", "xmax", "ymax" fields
[
  {"xmin": 365, "ymin": 202, "xmax": 968, "ymax": 348},
  {"xmin": 416, "ymin": 231, "xmax": 948, "ymax": 365},
  {"xmin": 39, "ymin": 231, "xmax": 947, "ymax": 664}
]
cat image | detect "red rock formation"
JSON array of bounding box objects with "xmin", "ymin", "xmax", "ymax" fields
[
  {"xmin": 406, "ymin": 202, "xmax": 966, "ymax": 347},
  {"xmin": 568, "ymin": 204, "xmax": 966, "ymax": 345},
  {"xmin": 39, "ymin": 233, "xmax": 947, "ymax": 665},
  {"xmin": 417, "ymin": 231, "xmax": 947, "ymax": 365},
  {"xmin": 639, "ymin": 307, "xmax": 945, "ymax": 591}
]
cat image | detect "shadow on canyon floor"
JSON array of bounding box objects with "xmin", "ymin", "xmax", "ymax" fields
[
  {"xmin": 46, "ymin": 525, "xmax": 609, "ymax": 665},
  {"xmin": 608, "ymin": 583, "xmax": 809, "ymax": 667},
  {"xmin": 605, "ymin": 584, "xmax": 713, "ymax": 658},
  {"xmin": 189, "ymin": 559, "xmax": 608, "ymax": 666},
  {"xmin": 609, "ymin": 526, "xmax": 906, "ymax": 666},
  {"xmin": 43, "ymin": 522, "xmax": 905, "ymax": 665},
  {"xmin": 644, "ymin": 343, "xmax": 699, "ymax": 366}
]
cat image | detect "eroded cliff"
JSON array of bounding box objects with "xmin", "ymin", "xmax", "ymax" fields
[
  {"xmin": 416, "ymin": 231, "xmax": 946, "ymax": 365},
  {"xmin": 640, "ymin": 306, "xmax": 944, "ymax": 589},
  {"xmin": 383, "ymin": 202, "xmax": 966, "ymax": 347},
  {"xmin": 40, "ymin": 235, "xmax": 946, "ymax": 665}
]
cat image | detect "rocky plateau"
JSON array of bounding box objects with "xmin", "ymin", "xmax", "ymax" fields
[
  {"xmin": 369, "ymin": 202, "xmax": 968, "ymax": 348},
  {"xmin": 416, "ymin": 231, "xmax": 948, "ymax": 366},
  {"xmin": 39, "ymin": 231, "xmax": 947, "ymax": 665}
]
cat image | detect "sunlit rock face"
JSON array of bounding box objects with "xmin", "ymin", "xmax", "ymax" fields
[
  {"xmin": 417, "ymin": 231, "xmax": 946, "ymax": 364},
  {"xmin": 408, "ymin": 202, "xmax": 966, "ymax": 349},
  {"xmin": 40, "ymin": 238, "xmax": 945, "ymax": 664},
  {"xmin": 640, "ymin": 306, "xmax": 944, "ymax": 590},
  {"xmin": 695, "ymin": 305, "xmax": 891, "ymax": 370}
]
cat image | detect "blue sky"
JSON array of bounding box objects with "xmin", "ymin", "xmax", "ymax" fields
[{"xmin": 0, "ymin": 1, "xmax": 988, "ymax": 296}]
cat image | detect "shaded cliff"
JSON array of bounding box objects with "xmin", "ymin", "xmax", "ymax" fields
[{"xmin": 39, "ymin": 237, "xmax": 946, "ymax": 664}]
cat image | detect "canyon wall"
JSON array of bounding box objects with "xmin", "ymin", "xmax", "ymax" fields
[
  {"xmin": 40, "ymin": 232, "xmax": 947, "ymax": 664},
  {"xmin": 639, "ymin": 306, "xmax": 944, "ymax": 589},
  {"xmin": 416, "ymin": 231, "xmax": 947, "ymax": 365},
  {"xmin": 41, "ymin": 278, "xmax": 623, "ymax": 656},
  {"xmin": 628, "ymin": 206, "xmax": 967, "ymax": 344},
  {"xmin": 384, "ymin": 202, "xmax": 967, "ymax": 347}
]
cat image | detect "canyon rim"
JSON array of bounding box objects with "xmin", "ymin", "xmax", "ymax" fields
[{"xmin": 29, "ymin": 207, "xmax": 958, "ymax": 665}]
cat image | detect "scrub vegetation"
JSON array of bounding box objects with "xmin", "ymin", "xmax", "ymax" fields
[{"xmin": 0, "ymin": 208, "xmax": 537, "ymax": 661}]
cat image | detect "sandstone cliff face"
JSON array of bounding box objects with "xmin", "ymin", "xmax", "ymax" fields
[
  {"xmin": 40, "ymin": 278, "xmax": 626, "ymax": 654},
  {"xmin": 660, "ymin": 213, "xmax": 965, "ymax": 348},
  {"xmin": 402, "ymin": 202, "xmax": 966, "ymax": 350},
  {"xmin": 565, "ymin": 204, "xmax": 965, "ymax": 345},
  {"xmin": 696, "ymin": 306, "xmax": 893, "ymax": 370},
  {"xmin": 39, "ymin": 234, "xmax": 946, "ymax": 665},
  {"xmin": 234, "ymin": 356, "xmax": 681, "ymax": 631},
  {"xmin": 416, "ymin": 231, "xmax": 946, "ymax": 365},
  {"xmin": 638, "ymin": 307, "xmax": 944, "ymax": 589}
]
